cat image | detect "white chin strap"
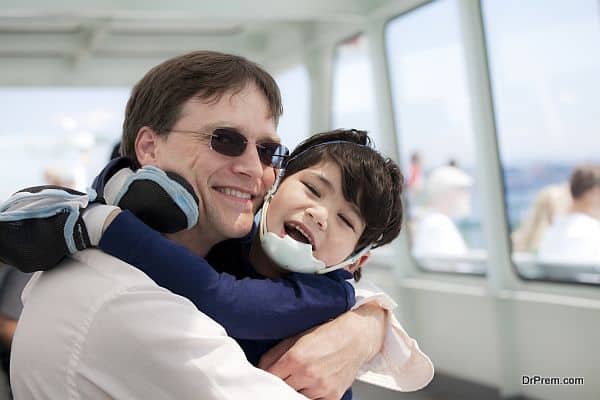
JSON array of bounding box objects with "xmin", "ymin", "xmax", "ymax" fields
[{"xmin": 259, "ymin": 193, "xmax": 371, "ymax": 275}]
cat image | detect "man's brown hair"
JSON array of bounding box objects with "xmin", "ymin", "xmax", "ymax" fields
[
  {"xmin": 121, "ymin": 51, "xmax": 283, "ymax": 168},
  {"xmin": 284, "ymin": 129, "xmax": 404, "ymax": 280},
  {"xmin": 570, "ymin": 164, "xmax": 600, "ymax": 199}
]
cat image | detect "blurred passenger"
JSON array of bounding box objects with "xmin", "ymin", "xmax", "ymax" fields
[
  {"xmin": 406, "ymin": 152, "xmax": 425, "ymax": 216},
  {"xmin": 412, "ymin": 165, "xmax": 473, "ymax": 258},
  {"xmin": 538, "ymin": 165, "xmax": 600, "ymax": 264},
  {"xmin": 407, "ymin": 152, "xmax": 423, "ymax": 191},
  {"xmin": 512, "ymin": 183, "xmax": 571, "ymax": 252},
  {"xmin": 43, "ymin": 166, "xmax": 75, "ymax": 188}
]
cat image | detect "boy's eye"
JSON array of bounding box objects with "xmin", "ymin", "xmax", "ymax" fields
[
  {"xmin": 339, "ymin": 214, "xmax": 355, "ymax": 231},
  {"xmin": 303, "ymin": 182, "xmax": 321, "ymax": 197}
]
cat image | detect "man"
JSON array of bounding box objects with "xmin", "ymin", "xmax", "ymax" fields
[{"xmin": 10, "ymin": 51, "xmax": 386, "ymax": 399}]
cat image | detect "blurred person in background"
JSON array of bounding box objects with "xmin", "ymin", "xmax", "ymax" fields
[
  {"xmin": 43, "ymin": 167, "xmax": 75, "ymax": 188},
  {"xmin": 512, "ymin": 183, "xmax": 571, "ymax": 252},
  {"xmin": 406, "ymin": 152, "xmax": 423, "ymax": 192},
  {"xmin": 405, "ymin": 152, "xmax": 425, "ymax": 214},
  {"xmin": 538, "ymin": 164, "xmax": 600, "ymax": 265},
  {"xmin": 412, "ymin": 165, "xmax": 473, "ymax": 258}
]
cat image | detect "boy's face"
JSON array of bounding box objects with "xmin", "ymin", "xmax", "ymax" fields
[{"xmin": 266, "ymin": 160, "xmax": 366, "ymax": 267}]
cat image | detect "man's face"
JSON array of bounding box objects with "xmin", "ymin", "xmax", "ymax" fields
[
  {"xmin": 148, "ymin": 83, "xmax": 278, "ymax": 245},
  {"xmin": 266, "ymin": 160, "xmax": 366, "ymax": 267}
]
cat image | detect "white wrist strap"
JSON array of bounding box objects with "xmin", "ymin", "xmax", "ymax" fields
[{"xmin": 82, "ymin": 204, "xmax": 120, "ymax": 246}]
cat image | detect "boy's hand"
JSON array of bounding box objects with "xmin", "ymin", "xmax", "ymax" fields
[
  {"xmin": 0, "ymin": 186, "xmax": 94, "ymax": 272},
  {"xmin": 259, "ymin": 302, "xmax": 386, "ymax": 399},
  {"xmin": 95, "ymin": 160, "xmax": 199, "ymax": 234},
  {"xmin": 80, "ymin": 204, "xmax": 121, "ymax": 248}
]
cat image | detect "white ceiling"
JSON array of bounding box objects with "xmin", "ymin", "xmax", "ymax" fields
[{"xmin": 0, "ymin": 0, "xmax": 411, "ymax": 86}]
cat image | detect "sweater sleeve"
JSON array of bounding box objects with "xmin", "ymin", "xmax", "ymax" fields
[{"xmin": 99, "ymin": 211, "xmax": 355, "ymax": 340}]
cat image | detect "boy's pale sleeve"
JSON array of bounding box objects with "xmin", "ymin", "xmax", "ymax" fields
[{"xmin": 349, "ymin": 278, "xmax": 434, "ymax": 392}]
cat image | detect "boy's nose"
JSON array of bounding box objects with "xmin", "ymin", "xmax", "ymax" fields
[{"xmin": 305, "ymin": 206, "xmax": 327, "ymax": 231}]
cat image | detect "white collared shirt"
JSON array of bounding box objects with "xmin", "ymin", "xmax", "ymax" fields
[{"xmin": 10, "ymin": 250, "xmax": 306, "ymax": 400}]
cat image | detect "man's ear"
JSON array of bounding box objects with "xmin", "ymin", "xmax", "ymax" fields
[
  {"xmin": 346, "ymin": 251, "xmax": 371, "ymax": 274},
  {"xmin": 135, "ymin": 126, "xmax": 161, "ymax": 166}
]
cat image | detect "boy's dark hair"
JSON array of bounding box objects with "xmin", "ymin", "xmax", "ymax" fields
[
  {"xmin": 121, "ymin": 51, "xmax": 283, "ymax": 168},
  {"xmin": 570, "ymin": 164, "xmax": 600, "ymax": 199},
  {"xmin": 284, "ymin": 129, "xmax": 404, "ymax": 280}
]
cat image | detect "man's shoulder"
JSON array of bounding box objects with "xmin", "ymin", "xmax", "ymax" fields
[
  {"xmin": 71, "ymin": 248, "xmax": 161, "ymax": 284},
  {"xmin": 21, "ymin": 249, "xmax": 221, "ymax": 333},
  {"xmin": 19, "ymin": 249, "xmax": 189, "ymax": 335},
  {"xmin": 11, "ymin": 250, "xmax": 239, "ymax": 400},
  {"xmin": 22, "ymin": 249, "xmax": 160, "ymax": 302}
]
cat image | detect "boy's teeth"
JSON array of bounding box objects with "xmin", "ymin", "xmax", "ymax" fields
[
  {"xmin": 284, "ymin": 223, "xmax": 315, "ymax": 249},
  {"xmin": 295, "ymin": 226, "xmax": 312, "ymax": 245},
  {"xmin": 220, "ymin": 188, "xmax": 251, "ymax": 199}
]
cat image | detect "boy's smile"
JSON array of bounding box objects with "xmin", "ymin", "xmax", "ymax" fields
[
  {"xmin": 284, "ymin": 221, "xmax": 316, "ymax": 250},
  {"xmin": 266, "ymin": 161, "xmax": 366, "ymax": 267}
]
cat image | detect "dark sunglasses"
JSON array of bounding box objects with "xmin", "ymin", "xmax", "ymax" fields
[{"xmin": 171, "ymin": 128, "xmax": 289, "ymax": 169}]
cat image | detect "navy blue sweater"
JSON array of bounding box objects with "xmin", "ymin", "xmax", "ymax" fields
[{"xmin": 100, "ymin": 211, "xmax": 355, "ymax": 398}]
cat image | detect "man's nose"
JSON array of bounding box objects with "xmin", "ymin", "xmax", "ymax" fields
[
  {"xmin": 232, "ymin": 143, "xmax": 265, "ymax": 180},
  {"xmin": 305, "ymin": 206, "xmax": 328, "ymax": 231}
]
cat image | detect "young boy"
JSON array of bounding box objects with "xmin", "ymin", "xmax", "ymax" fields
[{"xmin": 0, "ymin": 129, "xmax": 433, "ymax": 397}]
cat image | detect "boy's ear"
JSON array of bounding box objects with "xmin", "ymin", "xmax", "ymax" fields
[
  {"xmin": 135, "ymin": 126, "xmax": 161, "ymax": 166},
  {"xmin": 346, "ymin": 251, "xmax": 370, "ymax": 274}
]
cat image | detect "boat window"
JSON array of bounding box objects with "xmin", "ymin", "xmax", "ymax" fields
[
  {"xmin": 275, "ymin": 64, "xmax": 311, "ymax": 149},
  {"xmin": 332, "ymin": 34, "xmax": 383, "ymax": 150},
  {"xmin": 385, "ymin": 0, "xmax": 488, "ymax": 274},
  {"xmin": 0, "ymin": 87, "xmax": 128, "ymax": 201},
  {"xmin": 482, "ymin": 0, "xmax": 600, "ymax": 284}
]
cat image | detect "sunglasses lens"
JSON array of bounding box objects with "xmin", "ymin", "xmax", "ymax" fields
[
  {"xmin": 210, "ymin": 128, "xmax": 247, "ymax": 157},
  {"xmin": 258, "ymin": 143, "xmax": 289, "ymax": 168},
  {"xmin": 210, "ymin": 128, "xmax": 288, "ymax": 168}
]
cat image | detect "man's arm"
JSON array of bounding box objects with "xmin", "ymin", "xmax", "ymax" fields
[
  {"xmin": 0, "ymin": 266, "xmax": 30, "ymax": 349},
  {"xmin": 259, "ymin": 302, "xmax": 386, "ymax": 400},
  {"xmin": 260, "ymin": 279, "xmax": 435, "ymax": 397},
  {"xmin": 0, "ymin": 314, "xmax": 17, "ymax": 349}
]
